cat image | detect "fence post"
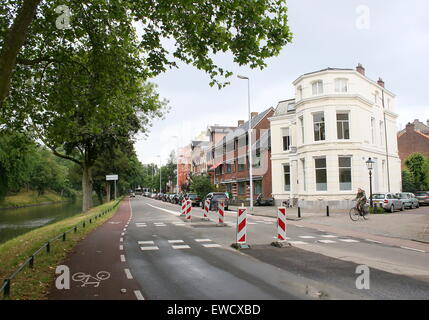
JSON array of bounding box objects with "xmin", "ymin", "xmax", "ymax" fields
[
  {"xmin": 29, "ymin": 255, "xmax": 34, "ymax": 269},
  {"xmin": 74, "ymin": 226, "xmax": 77, "ymax": 233},
  {"xmin": 83, "ymin": 221, "xmax": 86, "ymax": 228},
  {"xmin": 62, "ymin": 233, "xmax": 66, "ymax": 241},
  {"xmin": 3, "ymin": 279, "xmax": 10, "ymax": 299},
  {"xmin": 46, "ymin": 242, "xmax": 50, "ymax": 253}
]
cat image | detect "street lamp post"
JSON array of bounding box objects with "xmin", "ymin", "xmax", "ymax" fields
[
  {"xmin": 157, "ymin": 155, "xmax": 162, "ymax": 193},
  {"xmin": 366, "ymin": 157, "xmax": 375, "ymax": 208},
  {"xmin": 237, "ymin": 74, "xmax": 254, "ymax": 211},
  {"xmin": 171, "ymin": 135, "xmax": 180, "ymax": 193}
]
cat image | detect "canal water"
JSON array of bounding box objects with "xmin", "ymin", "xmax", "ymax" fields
[{"xmin": 0, "ymin": 199, "xmax": 97, "ymax": 244}]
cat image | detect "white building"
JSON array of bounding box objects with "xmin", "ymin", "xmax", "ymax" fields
[{"xmin": 270, "ymin": 64, "xmax": 401, "ymax": 209}]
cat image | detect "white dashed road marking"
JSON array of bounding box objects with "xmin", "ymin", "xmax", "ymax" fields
[
  {"xmin": 299, "ymin": 236, "xmax": 316, "ymax": 239},
  {"xmin": 120, "ymin": 254, "xmax": 126, "ymax": 262},
  {"xmin": 195, "ymin": 239, "xmax": 212, "ymax": 242},
  {"xmin": 172, "ymin": 245, "xmax": 191, "ymax": 249},
  {"xmin": 120, "ymin": 237, "xmax": 123, "ymax": 242},
  {"xmin": 124, "ymin": 268, "xmax": 133, "ymax": 279},
  {"xmin": 289, "ymin": 241, "xmax": 309, "ymax": 245},
  {"xmin": 339, "ymin": 239, "xmax": 359, "ymax": 243},
  {"xmin": 366, "ymin": 239, "xmax": 382, "ymax": 244},
  {"xmin": 202, "ymin": 244, "xmax": 221, "ymax": 248},
  {"xmin": 321, "ymin": 235, "xmax": 338, "ymax": 238},
  {"xmin": 119, "ymin": 245, "xmax": 123, "ymax": 250},
  {"xmin": 168, "ymin": 240, "xmax": 184, "ymax": 243},
  {"xmin": 400, "ymin": 246, "xmax": 426, "ymax": 253},
  {"xmin": 318, "ymin": 240, "xmax": 336, "ymax": 244},
  {"xmin": 134, "ymin": 290, "xmax": 145, "ymax": 300},
  {"xmin": 138, "ymin": 241, "xmax": 154, "ymax": 245},
  {"xmin": 140, "ymin": 246, "xmax": 159, "ymax": 251}
]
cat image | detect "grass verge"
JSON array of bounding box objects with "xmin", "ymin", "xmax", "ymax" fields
[
  {"xmin": 0, "ymin": 199, "xmax": 122, "ymax": 300},
  {"xmin": 0, "ymin": 190, "xmax": 68, "ymax": 209}
]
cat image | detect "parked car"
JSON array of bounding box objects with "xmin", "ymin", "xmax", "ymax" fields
[
  {"xmin": 185, "ymin": 193, "xmax": 202, "ymax": 207},
  {"xmin": 204, "ymin": 192, "xmax": 229, "ymax": 211},
  {"xmin": 395, "ymin": 192, "xmax": 419, "ymax": 209},
  {"xmin": 129, "ymin": 192, "xmax": 136, "ymax": 198},
  {"xmin": 371, "ymin": 192, "xmax": 404, "ymax": 212},
  {"xmin": 415, "ymin": 191, "xmax": 429, "ymax": 206}
]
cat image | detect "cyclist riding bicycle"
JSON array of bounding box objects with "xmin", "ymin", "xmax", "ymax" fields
[{"xmin": 354, "ymin": 188, "xmax": 367, "ymax": 215}]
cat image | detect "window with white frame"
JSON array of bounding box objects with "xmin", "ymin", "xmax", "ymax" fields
[
  {"xmin": 379, "ymin": 121, "xmax": 384, "ymax": 145},
  {"xmin": 283, "ymin": 164, "xmax": 291, "ymax": 191},
  {"xmin": 335, "ymin": 78, "xmax": 348, "ymax": 93},
  {"xmin": 338, "ymin": 156, "xmax": 352, "ymax": 191},
  {"xmin": 315, "ymin": 158, "xmax": 327, "ymax": 191},
  {"xmin": 282, "ymin": 128, "xmax": 291, "ymax": 151},
  {"xmin": 299, "ymin": 116, "xmax": 304, "ymax": 144},
  {"xmin": 336, "ymin": 112, "xmax": 350, "ymax": 140},
  {"xmin": 313, "ymin": 112, "xmax": 326, "ymax": 141},
  {"xmin": 312, "ymin": 80, "xmax": 323, "ymax": 95}
]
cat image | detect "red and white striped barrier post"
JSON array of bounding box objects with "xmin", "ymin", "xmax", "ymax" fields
[
  {"xmin": 202, "ymin": 199, "xmax": 210, "ymax": 221},
  {"xmin": 232, "ymin": 207, "xmax": 249, "ymax": 249},
  {"xmin": 217, "ymin": 201, "xmax": 226, "ymax": 226},
  {"xmin": 271, "ymin": 207, "xmax": 289, "ymax": 247},
  {"xmin": 181, "ymin": 199, "xmax": 186, "ymax": 216},
  {"xmin": 185, "ymin": 199, "xmax": 192, "ymax": 222}
]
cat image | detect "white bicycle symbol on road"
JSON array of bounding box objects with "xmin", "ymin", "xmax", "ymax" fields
[{"xmin": 72, "ymin": 271, "xmax": 110, "ymax": 287}]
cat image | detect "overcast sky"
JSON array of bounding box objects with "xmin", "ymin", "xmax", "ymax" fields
[{"xmin": 134, "ymin": 0, "xmax": 429, "ymax": 165}]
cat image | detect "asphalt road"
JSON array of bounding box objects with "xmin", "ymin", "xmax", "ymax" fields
[{"xmin": 124, "ymin": 196, "xmax": 429, "ymax": 300}]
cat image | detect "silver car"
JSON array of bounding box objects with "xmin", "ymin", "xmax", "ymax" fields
[
  {"xmin": 395, "ymin": 192, "xmax": 419, "ymax": 209},
  {"xmin": 371, "ymin": 193, "xmax": 404, "ymax": 212},
  {"xmin": 415, "ymin": 191, "xmax": 429, "ymax": 206}
]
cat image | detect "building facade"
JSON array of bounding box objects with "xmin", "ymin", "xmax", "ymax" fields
[
  {"xmin": 207, "ymin": 108, "xmax": 274, "ymax": 200},
  {"xmin": 397, "ymin": 121, "xmax": 429, "ymax": 168},
  {"xmin": 270, "ymin": 64, "xmax": 401, "ymax": 209}
]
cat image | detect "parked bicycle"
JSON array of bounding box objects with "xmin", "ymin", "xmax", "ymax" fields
[{"xmin": 349, "ymin": 202, "xmax": 370, "ymax": 221}]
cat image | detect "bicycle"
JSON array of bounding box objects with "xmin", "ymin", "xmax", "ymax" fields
[{"xmin": 349, "ymin": 203, "xmax": 370, "ymax": 221}]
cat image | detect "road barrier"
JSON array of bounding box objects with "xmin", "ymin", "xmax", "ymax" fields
[
  {"xmin": 0, "ymin": 198, "xmax": 123, "ymax": 300},
  {"xmin": 203, "ymin": 200, "xmax": 210, "ymax": 221},
  {"xmin": 217, "ymin": 201, "xmax": 226, "ymax": 226},
  {"xmin": 181, "ymin": 199, "xmax": 186, "ymax": 216},
  {"xmin": 277, "ymin": 207, "xmax": 287, "ymax": 241},
  {"xmin": 185, "ymin": 200, "xmax": 192, "ymax": 222},
  {"xmin": 234, "ymin": 207, "xmax": 248, "ymax": 248}
]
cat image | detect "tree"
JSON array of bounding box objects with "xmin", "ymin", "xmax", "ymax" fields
[
  {"xmin": 404, "ymin": 153, "xmax": 429, "ymax": 192},
  {"xmin": 401, "ymin": 169, "xmax": 415, "ymax": 193},
  {"xmin": 190, "ymin": 175, "xmax": 214, "ymax": 200},
  {"xmin": 3, "ymin": 3, "xmax": 168, "ymax": 211},
  {"xmin": 0, "ymin": 0, "xmax": 292, "ymax": 107}
]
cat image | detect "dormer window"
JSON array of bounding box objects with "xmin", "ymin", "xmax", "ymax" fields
[
  {"xmin": 335, "ymin": 78, "xmax": 348, "ymax": 93},
  {"xmin": 312, "ymin": 80, "xmax": 323, "ymax": 95},
  {"xmin": 297, "ymin": 85, "xmax": 303, "ymax": 100}
]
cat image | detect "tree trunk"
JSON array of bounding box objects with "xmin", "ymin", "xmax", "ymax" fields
[
  {"xmin": 0, "ymin": 0, "xmax": 42, "ymax": 107},
  {"xmin": 106, "ymin": 182, "xmax": 111, "ymax": 202},
  {"xmin": 82, "ymin": 164, "xmax": 93, "ymax": 212}
]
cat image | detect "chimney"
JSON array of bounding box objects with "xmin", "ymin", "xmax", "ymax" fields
[
  {"xmin": 251, "ymin": 112, "xmax": 258, "ymax": 118},
  {"xmin": 405, "ymin": 122, "xmax": 415, "ymax": 133},
  {"xmin": 238, "ymin": 120, "xmax": 245, "ymax": 127},
  {"xmin": 377, "ymin": 77, "xmax": 385, "ymax": 88},
  {"xmin": 356, "ymin": 63, "xmax": 365, "ymax": 76}
]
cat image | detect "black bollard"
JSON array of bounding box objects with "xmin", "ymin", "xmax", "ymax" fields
[
  {"xmin": 298, "ymin": 207, "xmax": 301, "ymax": 218},
  {"xmin": 326, "ymin": 205, "xmax": 330, "ymax": 217}
]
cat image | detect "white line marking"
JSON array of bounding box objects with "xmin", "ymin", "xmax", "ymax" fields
[
  {"xmin": 120, "ymin": 237, "xmax": 123, "ymax": 242},
  {"xmin": 121, "ymin": 232, "xmax": 125, "ymax": 236},
  {"xmin": 339, "ymin": 239, "xmax": 359, "ymax": 243},
  {"xmin": 248, "ymin": 222, "xmax": 257, "ymax": 225},
  {"xmin": 168, "ymin": 240, "xmax": 184, "ymax": 243},
  {"xmin": 119, "ymin": 245, "xmax": 123, "ymax": 250},
  {"xmin": 134, "ymin": 290, "xmax": 145, "ymax": 300},
  {"xmin": 140, "ymin": 246, "xmax": 159, "ymax": 251},
  {"xmin": 366, "ymin": 239, "xmax": 382, "ymax": 244},
  {"xmin": 295, "ymin": 225, "xmax": 305, "ymax": 228},
  {"xmin": 299, "ymin": 236, "xmax": 316, "ymax": 239},
  {"xmin": 318, "ymin": 240, "xmax": 337, "ymax": 244},
  {"xmin": 146, "ymin": 203, "xmax": 180, "ymax": 216},
  {"xmin": 400, "ymin": 246, "xmax": 426, "ymax": 253},
  {"xmin": 289, "ymin": 241, "xmax": 309, "ymax": 245},
  {"xmin": 195, "ymin": 239, "xmax": 212, "ymax": 242},
  {"xmin": 321, "ymin": 235, "xmax": 338, "ymax": 238},
  {"xmin": 120, "ymin": 254, "xmax": 126, "ymax": 262},
  {"xmin": 203, "ymin": 244, "xmax": 221, "ymax": 248},
  {"xmin": 172, "ymin": 245, "xmax": 191, "ymax": 249},
  {"xmin": 138, "ymin": 241, "xmax": 154, "ymax": 245},
  {"xmin": 124, "ymin": 268, "xmax": 133, "ymax": 279}
]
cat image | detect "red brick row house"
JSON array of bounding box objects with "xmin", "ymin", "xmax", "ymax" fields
[{"xmin": 397, "ymin": 120, "xmax": 429, "ymax": 168}]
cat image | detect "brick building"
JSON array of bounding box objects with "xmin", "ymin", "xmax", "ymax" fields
[
  {"xmin": 397, "ymin": 121, "xmax": 429, "ymax": 168},
  {"xmin": 207, "ymin": 107, "xmax": 274, "ymax": 200}
]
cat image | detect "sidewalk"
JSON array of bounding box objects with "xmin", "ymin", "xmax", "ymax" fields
[
  {"xmin": 48, "ymin": 199, "xmax": 143, "ymax": 300},
  {"xmin": 229, "ymin": 205, "xmax": 429, "ymax": 247}
]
